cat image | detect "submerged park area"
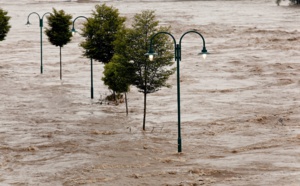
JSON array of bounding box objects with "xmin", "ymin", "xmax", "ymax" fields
[{"xmin": 0, "ymin": 0, "xmax": 300, "ymax": 185}]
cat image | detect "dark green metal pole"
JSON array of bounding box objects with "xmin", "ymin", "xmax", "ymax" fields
[
  {"xmin": 40, "ymin": 20, "xmax": 43, "ymax": 74},
  {"xmin": 176, "ymin": 44, "xmax": 182, "ymax": 153},
  {"xmin": 91, "ymin": 58, "xmax": 94, "ymax": 99}
]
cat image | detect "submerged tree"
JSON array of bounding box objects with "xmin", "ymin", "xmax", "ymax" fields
[
  {"xmin": 289, "ymin": 0, "xmax": 300, "ymax": 4},
  {"xmin": 277, "ymin": 0, "xmax": 300, "ymax": 5},
  {"xmin": 45, "ymin": 8, "xmax": 72, "ymax": 80},
  {"xmin": 0, "ymin": 8, "xmax": 11, "ymax": 41},
  {"xmin": 113, "ymin": 10, "xmax": 175, "ymax": 130},
  {"xmin": 80, "ymin": 4, "xmax": 126, "ymax": 64},
  {"xmin": 102, "ymin": 54, "xmax": 132, "ymax": 115}
]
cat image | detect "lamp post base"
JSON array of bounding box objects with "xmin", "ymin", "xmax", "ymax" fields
[{"xmin": 178, "ymin": 138, "xmax": 182, "ymax": 153}]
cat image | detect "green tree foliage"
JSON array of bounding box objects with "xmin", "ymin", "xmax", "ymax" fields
[
  {"xmin": 102, "ymin": 54, "xmax": 132, "ymax": 115},
  {"xmin": 45, "ymin": 8, "xmax": 72, "ymax": 79},
  {"xmin": 80, "ymin": 4, "xmax": 126, "ymax": 64},
  {"xmin": 102, "ymin": 55, "xmax": 131, "ymax": 94},
  {"xmin": 0, "ymin": 8, "xmax": 11, "ymax": 41},
  {"xmin": 45, "ymin": 8, "xmax": 72, "ymax": 47},
  {"xmin": 113, "ymin": 10, "xmax": 175, "ymax": 130}
]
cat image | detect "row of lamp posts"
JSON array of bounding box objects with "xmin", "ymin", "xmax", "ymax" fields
[
  {"xmin": 26, "ymin": 13, "xmax": 94, "ymax": 99},
  {"xmin": 26, "ymin": 12, "xmax": 209, "ymax": 153}
]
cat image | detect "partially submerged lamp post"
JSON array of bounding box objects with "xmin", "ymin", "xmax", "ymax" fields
[
  {"xmin": 26, "ymin": 12, "xmax": 51, "ymax": 74},
  {"xmin": 71, "ymin": 16, "xmax": 94, "ymax": 99},
  {"xmin": 146, "ymin": 30, "xmax": 208, "ymax": 153}
]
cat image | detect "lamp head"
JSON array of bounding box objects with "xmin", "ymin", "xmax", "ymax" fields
[
  {"xmin": 26, "ymin": 20, "xmax": 31, "ymax": 26},
  {"xmin": 71, "ymin": 27, "xmax": 76, "ymax": 36},
  {"xmin": 198, "ymin": 46, "xmax": 208, "ymax": 59},
  {"xmin": 145, "ymin": 47, "xmax": 157, "ymax": 61}
]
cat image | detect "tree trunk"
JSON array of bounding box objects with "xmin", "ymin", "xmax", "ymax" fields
[
  {"xmin": 125, "ymin": 92, "xmax": 128, "ymax": 116},
  {"xmin": 60, "ymin": 46, "xmax": 62, "ymax": 80},
  {"xmin": 142, "ymin": 90, "xmax": 147, "ymax": 130},
  {"xmin": 113, "ymin": 91, "xmax": 116, "ymax": 102}
]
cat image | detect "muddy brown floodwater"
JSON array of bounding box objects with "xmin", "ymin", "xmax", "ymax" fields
[{"xmin": 0, "ymin": 0, "xmax": 300, "ymax": 185}]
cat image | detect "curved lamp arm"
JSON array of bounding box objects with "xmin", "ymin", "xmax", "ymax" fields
[
  {"xmin": 26, "ymin": 12, "xmax": 51, "ymax": 27},
  {"xmin": 146, "ymin": 31, "xmax": 177, "ymax": 61},
  {"xmin": 40, "ymin": 12, "xmax": 51, "ymax": 27},
  {"xmin": 71, "ymin": 16, "xmax": 88, "ymax": 35},
  {"xmin": 26, "ymin": 12, "xmax": 41, "ymax": 26},
  {"xmin": 179, "ymin": 30, "xmax": 208, "ymax": 60},
  {"xmin": 41, "ymin": 12, "xmax": 51, "ymax": 20}
]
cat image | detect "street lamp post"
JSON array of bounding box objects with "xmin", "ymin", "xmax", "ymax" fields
[
  {"xmin": 71, "ymin": 16, "xmax": 94, "ymax": 99},
  {"xmin": 146, "ymin": 30, "xmax": 208, "ymax": 153},
  {"xmin": 26, "ymin": 12, "xmax": 51, "ymax": 74}
]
